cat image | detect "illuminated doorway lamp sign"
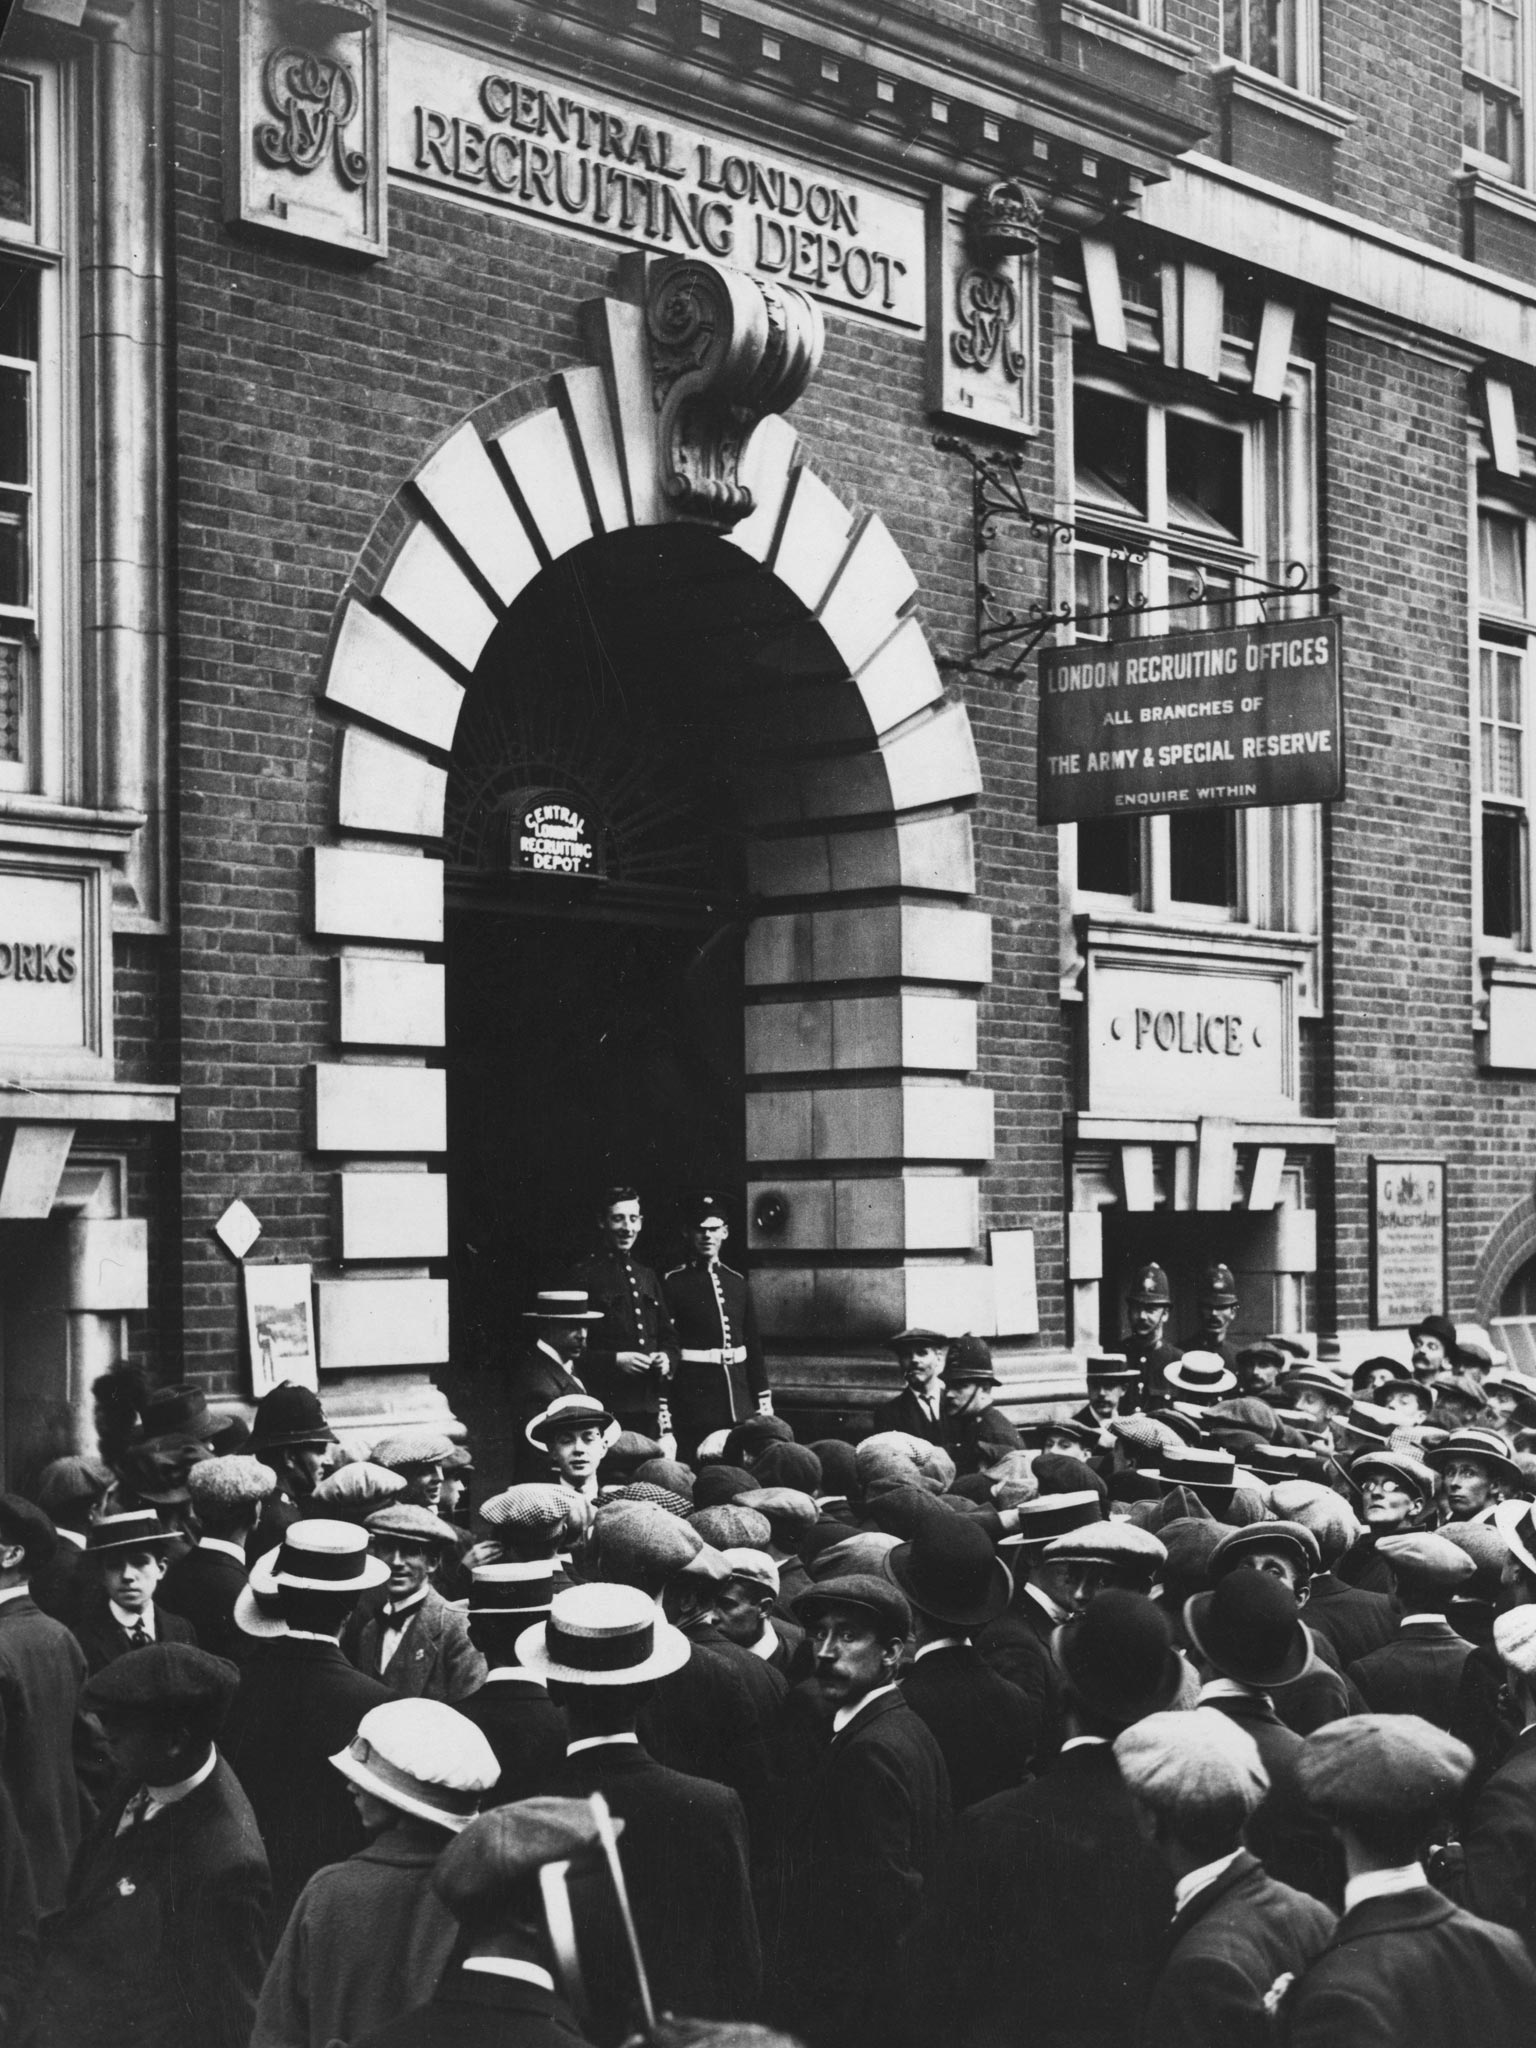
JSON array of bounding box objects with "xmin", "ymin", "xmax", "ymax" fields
[{"xmin": 506, "ymin": 790, "xmax": 602, "ymax": 878}]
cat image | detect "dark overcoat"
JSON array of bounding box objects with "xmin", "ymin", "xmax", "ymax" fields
[
  {"xmin": 566, "ymin": 1242, "xmax": 679, "ymax": 1428},
  {"xmin": 503, "ymin": 1344, "xmax": 589, "ymax": 1483},
  {"xmin": 1201, "ymin": 1690, "xmax": 1342, "ymax": 1906},
  {"xmin": 973, "ymin": 1585, "xmax": 1061, "ymax": 1763},
  {"xmin": 899, "ymin": 1643, "xmax": 1033, "ymax": 1810},
  {"xmin": 869, "ymin": 1387, "xmax": 947, "ymax": 1445},
  {"xmin": 72, "ymin": 1588, "xmax": 198, "ymax": 1676},
  {"xmin": 159, "ymin": 1543, "xmax": 252, "ymax": 1664},
  {"xmin": 349, "ymin": 1969, "xmax": 591, "ymax": 2048},
  {"xmin": 1142, "ymin": 1849, "xmax": 1336, "ymax": 2048},
  {"xmin": 454, "ymin": 1673, "xmax": 570, "ymax": 1803},
  {"xmin": 1464, "ymin": 1723, "xmax": 1536, "ymax": 1958},
  {"xmin": 1299, "ymin": 1572, "xmax": 1396, "ymax": 1668},
  {"xmin": 1347, "ymin": 1616, "xmax": 1473, "ymax": 1730},
  {"xmin": 0, "ymin": 1591, "xmax": 88, "ymax": 1914}
]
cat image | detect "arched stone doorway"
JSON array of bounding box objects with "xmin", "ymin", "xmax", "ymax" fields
[{"xmin": 307, "ymin": 259, "xmax": 994, "ymax": 1438}]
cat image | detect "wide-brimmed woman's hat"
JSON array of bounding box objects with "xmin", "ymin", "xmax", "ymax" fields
[{"xmin": 515, "ymin": 1582, "xmax": 690, "ymax": 1686}]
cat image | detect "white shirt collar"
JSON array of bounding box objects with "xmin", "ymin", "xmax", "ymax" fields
[
  {"xmin": 0, "ymin": 1586, "xmax": 31, "ymax": 1607},
  {"xmin": 283, "ymin": 1628, "xmax": 342, "ymax": 1643},
  {"xmin": 1024, "ymin": 1584, "xmax": 1069, "ymax": 1625},
  {"xmin": 1174, "ymin": 1848, "xmax": 1243, "ymax": 1917},
  {"xmin": 198, "ymin": 1536, "xmax": 248, "ymax": 1564},
  {"xmin": 484, "ymin": 1667, "xmax": 546, "ymax": 1687},
  {"xmin": 748, "ymin": 1621, "xmax": 779, "ymax": 1661},
  {"xmin": 55, "ymin": 1527, "xmax": 86, "ymax": 1550},
  {"xmin": 146, "ymin": 1745, "xmax": 219, "ymax": 1810},
  {"xmin": 536, "ymin": 1339, "xmax": 566, "ymax": 1369},
  {"xmin": 915, "ymin": 1636, "xmax": 968, "ymax": 1659},
  {"xmin": 384, "ymin": 1585, "xmax": 430, "ymax": 1619},
  {"xmin": 1344, "ymin": 1862, "xmax": 1427, "ymax": 1913},
  {"xmin": 461, "ymin": 1958, "xmax": 555, "ymax": 1991},
  {"xmin": 109, "ymin": 1598, "xmax": 155, "ymax": 1636},
  {"xmin": 1060, "ymin": 1735, "xmax": 1109, "ymax": 1752},
  {"xmin": 1400, "ymin": 1613, "xmax": 1447, "ymax": 1627},
  {"xmin": 567, "ymin": 1733, "xmax": 639, "ymax": 1755},
  {"xmin": 1200, "ymin": 1677, "xmax": 1264, "ymax": 1703},
  {"xmin": 833, "ymin": 1681, "xmax": 898, "ymax": 1734}
]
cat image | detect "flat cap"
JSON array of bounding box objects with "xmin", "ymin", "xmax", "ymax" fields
[
  {"xmin": 631, "ymin": 1458, "xmax": 696, "ymax": 1504},
  {"xmin": 688, "ymin": 1504, "xmax": 773, "ymax": 1550},
  {"xmin": 1157, "ymin": 1517, "xmax": 1225, "ymax": 1587},
  {"xmin": 83, "ymin": 1643, "xmax": 240, "ymax": 1728},
  {"xmin": 794, "ymin": 1571, "xmax": 912, "ymax": 1641},
  {"xmin": 1351, "ymin": 1449, "xmax": 1439, "ymax": 1499},
  {"xmin": 1114, "ymin": 1707, "xmax": 1269, "ymax": 1821},
  {"xmin": 1376, "ymin": 1531, "xmax": 1476, "ymax": 1590},
  {"xmin": 1440, "ymin": 1521, "xmax": 1508, "ymax": 1593},
  {"xmin": 721, "ymin": 1547, "xmax": 780, "ymax": 1596},
  {"xmin": 1041, "ymin": 1522, "xmax": 1167, "ymax": 1572},
  {"xmin": 1295, "ymin": 1714, "xmax": 1473, "ymax": 1821},
  {"xmin": 32, "ymin": 1457, "xmax": 112, "ymax": 1518},
  {"xmin": 1494, "ymin": 1606, "xmax": 1536, "ymax": 1679},
  {"xmin": 311, "ymin": 1462, "xmax": 410, "ymax": 1518},
  {"xmin": 478, "ymin": 1485, "xmax": 574, "ymax": 1539},
  {"xmin": 809, "ymin": 1439, "xmax": 859, "ymax": 1498},
  {"xmin": 364, "ymin": 1503, "xmax": 460, "ymax": 1547},
  {"xmin": 187, "ymin": 1455, "xmax": 275, "ymax": 1513},
  {"xmin": 690, "ymin": 1465, "xmax": 762, "ymax": 1509},
  {"xmin": 606, "ymin": 1431, "xmax": 664, "ymax": 1469},
  {"xmin": 737, "ymin": 1487, "xmax": 819, "ymax": 1537},
  {"xmin": 0, "ymin": 1491, "xmax": 58, "ymax": 1570},
  {"xmin": 1210, "ymin": 1519, "xmax": 1321, "ymax": 1580},
  {"xmin": 751, "ymin": 1441, "xmax": 823, "ymax": 1494},
  {"xmin": 1032, "ymin": 1453, "xmax": 1108, "ymax": 1503},
  {"xmin": 723, "ymin": 1415, "xmax": 795, "ymax": 1462},
  {"xmin": 614, "ymin": 1482, "xmax": 693, "ymax": 1520},
  {"xmin": 1111, "ymin": 1414, "xmax": 1183, "ymax": 1461},
  {"xmin": 587, "ymin": 1501, "xmax": 702, "ymax": 1591},
  {"xmin": 370, "ymin": 1431, "xmax": 456, "ymax": 1471},
  {"xmin": 434, "ymin": 1799, "xmax": 610, "ymax": 1919},
  {"xmin": 806, "ymin": 1531, "xmax": 902, "ymax": 1581}
]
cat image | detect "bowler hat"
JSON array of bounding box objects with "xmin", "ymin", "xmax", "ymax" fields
[
  {"xmin": 0, "ymin": 1491, "xmax": 58, "ymax": 1572},
  {"xmin": 331, "ymin": 1698, "xmax": 500, "ymax": 1831},
  {"xmin": 1184, "ymin": 1568, "xmax": 1308, "ymax": 1688},
  {"xmin": 1410, "ymin": 1314, "xmax": 1459, "ymax": 1353},
  {"xmin": 516, "ymin": 1582, "xmax": 691, "ymax": 1686},
  {"xmin": 794, "ymin": 1571, "xmax": 912, "ymax": 1642},
  {"xmin": 884, "ymin": 1514, "xmax": 1012, "ymax": 1629},
  {"xmin": 136, "ymin": 1384, "xmax": 215, "ymax": 1445},
  {"xmin": 1125, "ymin": 1263, "xmax": 1171, "ymax": 1307},
  {"xmin": 251, "ymin": 1381, "xmax": 336, "ymax": 1451},
  {"xmin": 1054, "ymin": 1590, "xmax": 1183, "ymax": 1725},
  {"xmin": 86, "ymin": 1509, "xmax": 178, "ymax": 1556},
  {"xmin": 945, "ymin": 1334, "xmax": 998, "ymax": 1386},
  {"xmin": 83, "ymin": 1643, "xmax": 240, "ymax": 1731}
]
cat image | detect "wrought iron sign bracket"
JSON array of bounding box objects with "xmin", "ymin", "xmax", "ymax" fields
[{"xmin": 933, "ymin": 435, "xmax": 1340, "ymax": 683}]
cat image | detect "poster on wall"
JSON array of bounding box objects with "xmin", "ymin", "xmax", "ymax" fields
[
  {"xmin": 1369, "ymin": 1158, "xmax": 1447, "ymax": 1328},
  {"xmin": 244, "ymin": 1262, "xmax": 319, "ymax": 1397}
]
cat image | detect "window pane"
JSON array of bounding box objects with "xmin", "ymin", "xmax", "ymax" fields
[
  {"xmin": 0, "ymin": 366, "xmax": 29, "ymax": 489},
  {"xmin": 1498, "ymin": 649, "xmax": 1524, "ymax": 724},
  {"xmin": 0, "ymin": 79, "xmax": 30, "ymax": 229},
  {"xmin": 1166, "ymin": 416, "xmax": 1245, "ymax": 543},
  {"xmin": 0, "ymin": 491, "xmax": 26, "ymax": 610},
  {"xmin": 1480, "ymin": 511, "xmax": 1525, "ymax": 610},
  {"xmin": 1223, "ymin": 0, "xmax": 1245, "ymax": 60},
  {"xmin": 1169, "ymin": 809, "xmax": 1239, "ymax": 907},
  {"xmin": 0, "ymin": 264, "xmax": 37, "ymax": 363},
  {"xmin": 1074, "ymin": 389, "xmax": 1147, "ymax": 519},
  {"xmin": 1077, "ymin": 819, "xmax": 1141, "ymax": 896},
  {"xmin": 1483, "ymin": 808, "xmax": 1525, "ymax": 939}
]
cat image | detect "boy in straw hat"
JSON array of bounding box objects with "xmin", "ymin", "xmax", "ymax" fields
[{"xmin": 253, "ymin": 1698, "xmax": 500, "ymax": 2048}]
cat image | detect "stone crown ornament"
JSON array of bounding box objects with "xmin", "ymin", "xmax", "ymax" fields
[
  {"xmin": 966, "ymin": 179, "xmax": 1043, "ymax": 264},
  {"xmin": 643, "ymin": 255, "xmax": 824, "ymax": 528}
]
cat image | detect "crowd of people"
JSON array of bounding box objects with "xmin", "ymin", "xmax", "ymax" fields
[{"xmin": 2, "ymin": 1195, "xmax": 1536, "ymax": 2045}]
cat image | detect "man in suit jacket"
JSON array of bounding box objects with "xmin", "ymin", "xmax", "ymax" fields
[
  {"xmin": 505, "ymin": 1293, "xmax": 604, "ymax": 1483},
  {"xmin": 520, "ymin": 1580, "xmax": 762, "ymax": 2022},
  {"xmin": 347, "ymin": 1799, "xmax": 607, "ymax": 2048},
  {"xmin": 160, "ymin": 1456, "xmax": 275, "ymax": 1664},
  {"xmin": 1347, "ymin": 1531, "xmax": 1476, "ymax": 1730},
  {"xmin": 870, "ymin": 1327, "xmax": 950, "ymax": 1445},
  {"xmin": 342, "ymin": 1504, "xmax": 486, "ymax": 1702},
  {"xmin": 0, "ymin": 1492, "xmax": 90, "ymax": 1916},
  {"xmin": 32, "ymin": 1643, "xmax": 270, "ymax": 2048},
  {"xmin": 72, "ymin": 1508, "xmax": 197, "ymax": 1674},
  {"xmin": 1116, "ymin": 1706, "xmax": 1336, "ymax": 2048},
  {"xmin": 777, "ymin": 1574, "xmax": 950, "ymax": 2048},
  {"xmin": 222, "ymin": 1520, "xmax": 393, "ymax": 1927},
  {"xmin": 887, "ymin": 1514, "xmax": 1032, "ymax": 1809},
  {"xmin": 973, "ymin": 1490, "xmax": 1104, "ymax": 1763},
  {"xmin": 1285, "ymin": 1713, "xmax": 1536, "ymax": 2047},
  {"xmin": 453, "ymin": 1564, "xmax": 569, "ymax": 1802},
  {"xmin": 1463, "ymin": 1607, "xmax": 1536, "ymax": 1957}
]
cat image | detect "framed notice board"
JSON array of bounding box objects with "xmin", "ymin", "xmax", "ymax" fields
[{"xmin": 1369, "ymin": 1158, "xmax": 1448, "ymax": 1329}]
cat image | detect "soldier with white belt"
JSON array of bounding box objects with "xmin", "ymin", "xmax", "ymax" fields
[{"xmin": 662, "ymin": 1192, "xmax": 772, "ymax": 1462}]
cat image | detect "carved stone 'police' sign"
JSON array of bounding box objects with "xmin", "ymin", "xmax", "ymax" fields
[{"xmin": 1038, "ymin": 616, "xmax": 1343, "ymax": 825}]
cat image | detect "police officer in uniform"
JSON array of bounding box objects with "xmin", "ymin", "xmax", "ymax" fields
[
  {"xmin": 662, "ymin": 1193, "xmax": 772, "ymax": 1463},
  {"xmin": 1183, "ymin": 1262, "xmax": 1241, "ymax": 1368},
  {"xmin": 566, "ymin": 1185, "xmax": 680, "ymax": 1441},
  {"xmin": 1116, "ymin": 1262, "xmax": 1183, "ymax": 1408}
]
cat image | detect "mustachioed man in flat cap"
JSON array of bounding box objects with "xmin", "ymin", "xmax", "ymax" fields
[
  {"xmin": 32, "ymin": 1643, "xmax": 268, "ymax": 2048},
  {"xmin": 253, "ymin": 1697, "xmax": 501, "ymax": 2048},
  {"xmin": 158, "ymin": 1457, "xmax": 275, "ymax": 1665},
  {"xmin": 517, "ymin": 1580, "xmax": 761, "ymax": 2024},
  {"xmin": 1116, "ymin": 1707, "xmax": 1336, "ymax": 2048},
  {"xmin": 1283, "ymin": 1715, "xmax": 1536, "ymax": 2048},
  {"xmin": 872, "ymin": 1327, "xmax": 952, "ymax": 1446},
  {"xmin": 341, "ymin": 1504, "xmax": 486, "ymax": 1704}
]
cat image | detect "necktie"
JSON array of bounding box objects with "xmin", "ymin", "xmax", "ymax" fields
[
  {"xmin": 129, "ymin": 1621, "xmax": 150, "ymax": 1648},
  {"xmin": 115, "ymin": 1787, "xmax": 151, "ymax": 1837}
]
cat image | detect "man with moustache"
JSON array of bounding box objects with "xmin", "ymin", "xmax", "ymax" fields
[{"xmin": 872, "ymin": 1328, "xmax": 951, "ymax": 1445}]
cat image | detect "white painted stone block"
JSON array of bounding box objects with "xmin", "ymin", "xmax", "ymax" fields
[
  {"xmin": 883, "ymin": 701, "xmax": 983, "ymax": 810},
  {"xmin": 1068, "ymin": 1209, "xmax": 1104, "ymax": 1281},
  {"xmin": 339, "ymin": 1172, "xmax": 449, "ymax": 1259},
  {"xmin": 337, "ymin": 728, "xmax": 448, "ymax": 840},
  {"xmin": 496, "ymin": 412, "xmax": 593, "ymax": 562},
  {"xmin": 894, "ymin": 813, "xmax": 976, "ymax": 894},
  {"xmin": 899, "ymin": 994, "xmax": 979, "ymax": 1070},
  {"xmin": 314, "ymin": 849, "xmax": 444, "ymax": 943},
  {"xmin": 990, "ymin": 1228, "xmax": 1040, "ymax": 1336},
  {"xmin": 324, "ymin": 601, "xmax": 464, "ymax": 752},
  {"xmin": 769, "ymin": 469, "xmax": 855, "ymax": 612},
  {"xmin": 578, "ymin": 298, "xmax": 662, "ymax": 527},
  {"xmin": 900, "ymin": 904, "xmax": 992, "ymax": 984},
  {"xmin": 0, "ymin": 1124, "xmax": 75, "ymax": 1219},
  {"xmin": 552, "ymin": 366, "xmax": 630, "ymax": 534},
  {"xmin": 727, "ymin": 415, "xmax": 799, "ymax": 563},
  {"xmin": 905, "ymin": 1262, "xmax": 996, "ymax": 1337},
  {"xmin": 1253, "ymin": 299, "xmax": 1296, "ymax": 402},
  {"xmin": 312, "ymin": 1065, "xmax": 447, "ymax": 1153},
  {"xmin": 338, "ymin": 958, "xmax": 445, "ymax": 1047},
  {"xmin": 903, "ymin": 1175, "xmax": 980, "ymax": 1249},
  {"xmin": 850, "ymin": 616, "xmax": 945, "ymax": 735},
  {"xmin": 65, "ymin": 1218, "xmax": 148, "ymax": 1311},
  {"xmin": 380, "ymin": 523, "xmax": 499, "ymax": 673},
  {"xmin": 903, "ymin": 1087, "xmax": 993, "ymax": 1160},
  {"xmin": 317, "ymin": 1277, "xmax": 450, "ymax": 1369},
  {"xmin": 413, "ymin": 423, "xmax": 542, "ymax": 607},
  {"xmin": 816, "ymin": 515, "xmax": 918, "ymax": 674}
]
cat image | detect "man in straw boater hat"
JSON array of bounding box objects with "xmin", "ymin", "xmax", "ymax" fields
[
  {"xmin": 1427, "ymin": 1425, "xmax": 1527, "ymax": 1526},
  {"xmin": 253, "ymin": 1697, "xmax": 500, "ymax": 2048},
  {"xmin": 517, "ymin": 1578, "xmax": 761, "ymax": 2022},
  {"xmin": 916, "ymin": 1590, "xmax": 1183, "ymax": 2048},
  {"xmin": 973, "ymin": 1488, "xmax": 1103, "ymax": 1757},
  {"xmin": 454, "ymin": 1560, "xmax": 570, "ymax": 1802},
  {"xmin": 342, "ymin": 1502, "xmax": 485, "ymax": 1703},
  {"xmin": 883, "ymin": 1511, "xmax": 1033, "ymax": 1810},
  {"xmin": 872, "ymin": 1326, "xmax": 952, "ymax": 1445},
  {"xmin": 247, "ymin": 1381, "xmax": 339, "ymax": 1565},
  {"xmin": 1076, "ymin": 1351, "xmax": 1142, "ymax": 1433},
  {"xmin": 1115, "ymin": 1707, "xmax": 1336, "ymax": 2048},
  {"xmin": 31, "ymin": 1642, "xmax": 268, "ymax": 2048},
  {"xmin": 505, "ymin": 1291, "xmax": 606, "ymax": 1483},
  {"xmin": 662, "ymin": 1191, "xmax": 774, "ymax": 1464},
  {"xmin": 524, "ymin": 1393, "xmax": 621, "ymax": 1504},
  {"xmin": 73, "ymin": 1507, "xmax": 196, "ymax": 1674},
  {"xmin": 222, "ymin": 1519, "xmax": 392, "ymax": 1927},
  {"xmin": 1284, "ymin": 1715, "xmax": 1536, "ymax": 2045},
  {"xmin": 775, "ymin": 1572, "xmax": 949, "ymax": 2048}
]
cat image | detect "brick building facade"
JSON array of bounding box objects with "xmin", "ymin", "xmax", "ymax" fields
[{"xmin": 2, "ymin": 0, "xmax": 1536, "ymax": 1470}]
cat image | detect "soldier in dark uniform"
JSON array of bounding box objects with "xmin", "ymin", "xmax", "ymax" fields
[
  {"xmin": 661, "ymin": 1193, "xmax": 771, "ymax": 1463},
  {"xmin": 1117, "ymin": 1262, "xmax": 1184, "ymax": 1407},
  {"xmin": 1182, "ymin": 1262, "xmax": 1241, "ymax": 1368},
  {"xmin": 566, "ymin": 1186, "xmax": 680, "ymax": 1441}
]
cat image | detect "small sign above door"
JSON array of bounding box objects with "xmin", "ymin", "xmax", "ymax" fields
[{"xmin": 505, "ymin": 790, "xmax": 602, "ymax": 878}]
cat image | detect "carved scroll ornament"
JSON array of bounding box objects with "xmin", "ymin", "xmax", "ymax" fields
[{"xmin": 643, "ymin": 255, "xmax": 825, "ymax": 528}]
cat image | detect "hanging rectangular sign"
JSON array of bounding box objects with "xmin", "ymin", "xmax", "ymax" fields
[
  {"xmin": 1038, "ymin": 616, "xmax": 1343, "ymax": 824},
  {"xmin": 1369, "ymin": 1157, "xmax": 1447, "ymax": 1329}
]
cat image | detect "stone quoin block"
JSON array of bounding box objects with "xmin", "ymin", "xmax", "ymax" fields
[
  {"xmin": 324, "ymin": 601, "xmax": 465, "ymax": 752},
  {"xmin": 551, "ymin": 365, "xmax": 631, "ymax": 534},
  {"xmin": 768, "ymin": 468, "xmax": 856, "ymax": 613},
  {"xmin": 751, "ymin": 1260, "xmax": 997, "ymax": 1341},
  {"xmin": 726, "ymin": 413, "xmax": 800, "ymax": 563},
  {"xmin": 744, "ymin": 994, "xmax": 977, "ymax": 1074},
  {"xmin": 313, "ymin": 849, "xmax": 444, "ymax": 944},
  {"xmin": 413, "ymin": 423, "xmax": 542, "ymax": 607},
  {"xmin": 0, "ymin": 1125, "xmax": 76, "ymax": 1220},
  {"xmin": 494, "ymin": 411, "xmax": 594, "ymax": 562},
  {"xmin": 746, "ymin": 813, "xmax": 976, "ymax": 901},
  {"xmin": 338, "ymin": 1172, "xmax": 450, "ymax": 1259},
  {"xmin": 379, "ymin": 522, "xmax": 500, "ymax": 674},
  {"xmin": 316, "ymin": 1277, "xmax": 451, "ymax": 1369},
  {"xmin": 337, "ymin": 958, "xmax": 446, "ymax": 1047},
  {"xmin": 577, "ymin": 296, "xmax": 663, "ymax": 528},
  {"xmin": 815, "ymin": 514, "xmax": 920, "ymax": 675},
  {"xmin": 65, "ymin": 1219, "xmax": 149, "ymax": 1312},
  {"xmin": 745, "ymin": 1176, "xmax": 980, "ymax": 1252},
  {"xmin": 337, "ymin": 728, "xmax": 448, "ymax": 841},
  {"xmin": 747, "ymin": 1084, "xmax": 993, "ymax": 1163},
  {"xmin": 311, "ymin": 1065, "xmax": 448, "ymax": 1154}
]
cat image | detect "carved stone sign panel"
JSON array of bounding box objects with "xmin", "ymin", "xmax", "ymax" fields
[
  {"xmin": 928, "ymin": 182, "xmax": 1040, "ymax": 437},
  {"xmin": 388, "ymin": 29, "xmax": 925, "ymax": 329},
  {"xmin": 0, "ymin": 852, "xmax": 111, "ymax": 1079},
  {"xmin": 225, "ymin": 0, "xmax": 388, "ymax": 258}
]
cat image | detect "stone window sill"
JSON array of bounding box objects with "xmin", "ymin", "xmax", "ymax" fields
[
  {"xmin": 1459, "ymin": 168, "xmax": 1536, "ymax": 228},
  {"xmin": 1058, "ymin": 0, "xmax": 1197, "ymax": 75},
  {"xmin": 1212, "ymin": 61, "xmax": 1355, "ymax": 141}
]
